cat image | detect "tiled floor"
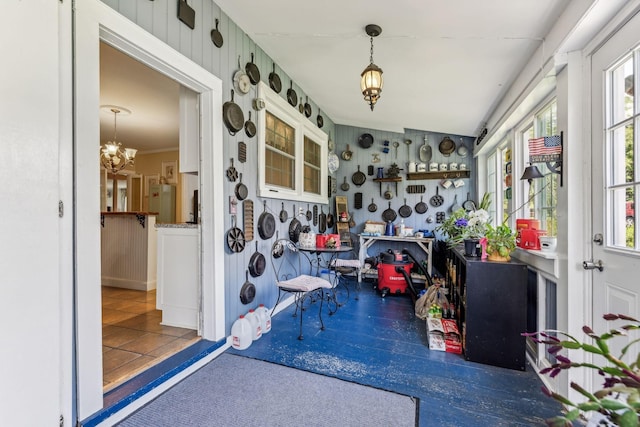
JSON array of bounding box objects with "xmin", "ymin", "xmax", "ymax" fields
[{"xmin": 102, "ymin": 287, "xmax": 200, "ymax": 391}]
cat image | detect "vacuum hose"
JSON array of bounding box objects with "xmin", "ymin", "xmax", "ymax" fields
[{"xmin": 401, "ymin": 249, "xmax": 434, "ymax": 288}]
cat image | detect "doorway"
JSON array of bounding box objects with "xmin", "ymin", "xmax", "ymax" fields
[{"xmin": 74, "ymin": 1, "xmax": 225, "ymax": 419}]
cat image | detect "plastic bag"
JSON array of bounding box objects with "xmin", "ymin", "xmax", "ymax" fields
[{"xmin": 415, "ymin": 285, "xmax": 448, "ymax": 319}]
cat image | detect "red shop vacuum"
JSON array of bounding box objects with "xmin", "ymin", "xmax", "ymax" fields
[{"xmin": 377, "ymin": 249, "xmax": 434, "ymax": 298}]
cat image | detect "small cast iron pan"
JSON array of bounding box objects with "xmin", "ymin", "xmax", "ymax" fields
[
  {"xmin": 304, "ymin": 96, "xmax": 312, "ymax": 118},
  {"xmin": 234, "ymin": 173, "xmax": 248, "ymax": 201},
  {"xmin": 279, "ymin": 202, "xmax": 288, "ymax": 223},
  {"xmin": 287, "ymin": 80, "xmax": 298, "ymax": 107},
  {"xmin": 257, "ymin": 201, "xmax": 276, "ymax": 240},
  {"xmin": 368, "ymin": 198, "xmax": 377, "ymax": 212},
  {"xmin": 399, "ymin": 198, "xmax": 413, "ymax": 218},
  {"xmin": 245, "ymin": 53, "xmax": 260, "ymax": 85},
  {"xmin": 240, "ymin": 270, "xmax": 256, "ymax": 304},
  {"xmin": 289, "ymin": 205, "xmax": 302, "ymax": 242},
  {"xmin": 245, "ymin": 111, "xmax": 256, "ymax": 138},
  {"xmin": 222, "ymin": 90, "xmax": 244, "ymax": 136},
  {"xmin": 210, "ymin": 18, "xmax": 223, "ymax": 48},
  {"xmin": 430, "ymin": 187, "xmax": 444, "ymax": 207},
  {"xmin": 272, "ymin": 232, "xmax": 284, "ymax": 259},
  {"xmin": 352, "ymin": 165, "xmax": 366, "ymax": 187},
  {"xmin": 358, "ymin": 133, "xmax": 374, "ymax": 149},
  {"xmin": 248, "ymin": 241, "xmax": 266, "ymax": 277},
  {"xmin": 382, "ymin": 202, "xmax": 397, "ymax": 222},
  {"xmin": 415, "ymin": 196, "xmax": 428, "ymax": 214},
  {"xmin": 268, "ymin": 62, "xmax": 282, "ymax": 93}
]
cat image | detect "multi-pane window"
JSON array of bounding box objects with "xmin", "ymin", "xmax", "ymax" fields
[
  {"xmin": 487, "ymin": 151, "xmax": 497, "ymax": 223},
  {"xmin": 258, "ymin": 82, "xmax": 328, "ymax": 203},
  {"xmin": 606, "ymin": 54, "xmax": 637, "ymax": 249}
]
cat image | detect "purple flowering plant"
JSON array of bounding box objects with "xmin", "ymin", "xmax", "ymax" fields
[{"xmin": 524, "ymin": 313, "xmax": 640, "ymax": 427}]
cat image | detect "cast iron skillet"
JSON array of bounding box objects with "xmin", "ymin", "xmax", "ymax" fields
[
  {"xmin": 358, "ymin": 133, "xmax": 374, "ymax": 149},
  {"xmin": 352, "ymin": 165, "xmax": 366, "ymax": 187},
  {"xmin": 222, "ymin": 90, "xmax": 244, "ymax": 136},
  {"xmin": 234, "ymin": 173, "xmax": 248, "ymax": 201},
  {"xmin": 317, "ymin": 110, "xmax": 324, "ymax": 128},
  {"xmin": 245, "ymin": 53, "xmax": 260, "ymax": 85},
  {"xmin": 287, "ymin": 80, "xmax": 297, "ymax": 107},
  {"xmin": 415, "ymin": 196, "xmax": 428, "ymax": 214},
  {"xmin": 240, "ymin": 270, "xmax": 256, "ymax": 304},
  {"xmin": 279, "ymin": 202, "xmax": 288, "ymax": 223},
  {"xmin": 289, "ymin": 205, "xmax": 302, "ymax": 242},
  {"xmin": 268, "ymin": 62, "xmax": 282, "ymax": 93},
  {"xmin": 248, "ymin": 241, "xmax": 266, "ymax": 277},
  {"xmin": 304, "ymin": 96, "xmax": 312, "ymax": 118},
  {"xmin": 210, "ymin": 19, "xmax": 223, "ymax": 48},
  {"xmin": 272, "ymin": 231, "xmax": 284, "ymax": 259},
  {"xmin": 399, "ymin": 198, "xmax": 412, "ymax": 218},
  {"xmin": 382, "ymin": 202, "xmax": 397, "ymax": 222},
  {"xmin": 245, "ymin": 111, "xmax": 256, "ymax": 138},
  {"xmin": 257, "ymin": 201, "xmax": 275, "ymax": 240},
  {"xmin": 368, "ymin": 198, "xmax": 377, "ymax": 213}
]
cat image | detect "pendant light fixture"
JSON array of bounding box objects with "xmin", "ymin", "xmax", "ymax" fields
[
  {"xmin": 100, "ymin": 107, "xmax": 137, "ymax": 174},
  {"xmin": 360, "ymin": 24, "xmax": 383, "ymax": 111}
]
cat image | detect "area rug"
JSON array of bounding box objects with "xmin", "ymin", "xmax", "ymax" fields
[{"xmin": 117, "ymin": 353, "xmax": 417, "ymax": 427}]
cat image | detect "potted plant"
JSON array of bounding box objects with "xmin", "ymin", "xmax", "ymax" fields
[
  {"xmin": 436, "ymin": 193, "xmax": 492, "ymax": 252},
  {"xmin": 525, "ymin": 313, "xmax": 640, "ymax": 427},
  {"xmin": 484, "ymin": 223, "xmax": 516, "ymax": 261}
]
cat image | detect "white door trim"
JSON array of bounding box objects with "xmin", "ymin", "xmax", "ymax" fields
[{"xmin": 75, "ymin": 0, "xmax": 225, "ymax": 418}]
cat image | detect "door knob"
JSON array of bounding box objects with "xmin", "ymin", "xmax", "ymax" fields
[{"xmin": 583, "ymin": 260, "xmax": 604, "ymax": 272}]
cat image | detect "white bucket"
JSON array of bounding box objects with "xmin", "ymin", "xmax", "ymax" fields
[
  {"xmin": 231, "ymin": 315, "xmax": 252, "ymax": 350},
  {"xmin": 256, "ymin": 304, "xmax": 272, "ymax": 334},
  {"xmin": 246, "ymin": 309, "xmax": 262, "ymax": 341}
]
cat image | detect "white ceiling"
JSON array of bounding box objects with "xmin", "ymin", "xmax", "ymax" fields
[
  {"xmin": 215, "ymin": 0, "xmax": 571, "ymax": 136},
  {"xmin": 99, "ymin": 0, "xmax": 573, "ymax": 152}
]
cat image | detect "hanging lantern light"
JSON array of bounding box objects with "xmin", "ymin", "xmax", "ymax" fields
[{"xmin": 360, "ymin": 24, "xmax": 383, "ymax": 111}]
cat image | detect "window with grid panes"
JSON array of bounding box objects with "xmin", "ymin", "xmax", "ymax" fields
[{"xmin": 533, "ymin": 101, "xmax": 559, "ymax": 236}]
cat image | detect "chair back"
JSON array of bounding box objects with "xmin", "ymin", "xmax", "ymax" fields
[{"xmin": 270, "ymin": 238, "xmax": 313, "ymax": 283}]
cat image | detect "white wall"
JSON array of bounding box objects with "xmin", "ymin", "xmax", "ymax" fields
[{"xmin": 0, "ymin": 0, "xmax": 69, "ymax": 425}]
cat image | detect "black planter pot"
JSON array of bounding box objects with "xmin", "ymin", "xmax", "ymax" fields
[{"xmin": 464, "ymin": 238, "xmax": 482, "ymax": 257}]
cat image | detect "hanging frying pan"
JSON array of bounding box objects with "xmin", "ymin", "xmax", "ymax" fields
[
  {"xmin": 287, "ymin": 80, "xmax": 298, "ymax": 107},
  {"xmin": 358, "ymin": 133, "xmax": 374, "ymax": 149},
  {"xmin": 340, "ymin": 176, "xmax": 350, "ymax": 191},
  {"xmin": 352, "ymin": 165, "xmax": 366, "ymax": 187},
  {"xmin": 326, "ymin": 212, "xmax": 335, "ymax": 229},
  {"xmin": 463, "ymin": 192, "xmax": 477, "ymax": 212},
  {"xmin": 268, "ymin": 62, "xmax": 282, "ymax": 93},
  {"xmin": 306, "ymin": 204, "xmax": 312, "ymax": 221},
  {"xmin": 317, "ymin": 110, "xmax": 324, "ymax": 128},
  {"xmin": 289, "ymin": 205, "xmax": 302, "ymax": 242},
  {"xmin": 240, "ymin": 270, "xmax": 256, "ymax": 305},
  {"xmin": 257, "ymin": 200, "xmax": 275, "ymax": 240},
  {"xmin": 368, "ymin": 198, "xmax": 377, "ymax": 213},
  {"xmin": 226, "ymin": 215, "xmax": 246, "ymax": 253},
  {"xmin": 382, "ymin": 202, "xmax": 397, "ymax": 222},
  {"xmin": 272, "ymin": 231, "xmax": 284, "ymax": 259},
  {"xmin": 226, "ymin": 158, "xmax": 238, "ymax": 182},
  {"xmin": 450, "ymin": 194, "xmax": 462, "ymax": 213},
  {"xmin": 210, "ymin": 18, "xmax": 224, "ymax": 48},
  {"xmin": 415, "ymin": 196, "xmax": 428, "ymax": 214},
  {"xmin": 430, "ymin": 187, "xmax": 444, "ymax": 207},
  {"xmin": 245, "ymin": 111, "xmax": 256, "ymax": 138},
  {"xmin": 304, "ymin": 96, "xmax": 312, "ymax": 118},
  {"xmin": 245, "ymin": 53, "xmax": 261, "ymax": 85},
  {"xmin": 234, "ymin": 173, "xmax": 248, "ymax": 200},
  {"xmin": 349, "ymin": 212, "xmax": 356, "ymax": 228},
  {"xmin": 319, "ymin": 207, "xmax": 327, "ymax": 233},
  {"xmin": 279, "ymin": 202, "xmax": 288, "ymax": 223},
  {"xmin": 222, "ymin": 90, "xmax": 244, "ymax": 136},
  {"xmin": 399, "ymin": 198, "xmax": 413, "ymax": 218},
  {"xmin": 248, "ymin": 241, "xmax": 266, "ymax": 277},
  {"xmin": 439, "ymin": 136, "xmax": 456, "ymax": 157},
  {"xmin": 341, "ymin": 144, "xmax": 353, "ymax": 161}
]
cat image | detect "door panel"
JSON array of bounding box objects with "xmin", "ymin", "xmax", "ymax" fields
[{"xmin": 591, "ymin": 10, "xmax": 640, "ymax": 363}]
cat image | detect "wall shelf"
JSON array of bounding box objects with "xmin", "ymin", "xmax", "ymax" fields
[
  {"xmin": 372, "ymin": 177, "xmax": 402, "ymax": 197},
  {"xmin": 406, "ymin": 170, "xmax": 470, "ymax": 180}
]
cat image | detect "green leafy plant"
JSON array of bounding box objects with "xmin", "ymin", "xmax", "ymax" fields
[
  {"xmin": 484, "ymin": 223, "xmax": 516, "ymax": 260},
  {"xmin": 525, "ymin": 314, "xmax": 640, "ymax": 427},
  {"xmin": 436, "ymin": 208, "xmax": 490, "ymax": 247}
]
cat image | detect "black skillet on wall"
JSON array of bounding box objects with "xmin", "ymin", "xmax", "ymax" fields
[
  {"xmin": 248, "ymin": 241, "xmax": 266, "ymax": 277},
  {"xmin": 245, "ymin": 53, "xmax": 260, "ymax": 85},
  {"xmin": 244, "ymin": 111, "xmax": 256, "ymax": 138},
  {"xmin": 257, "ymin": 201, "xmax": 276, "ymax": 240},
  {"xmin": 268, "ymin": 62, "xmax": 282, "ymax": 93},
  {"xmin": 177, "ymin": 0, "xmax": 195, "ymax": 30},
  {"xmin": 287, "ymin": 80, "xmax": 298, "ymax": 107},
  {"xmin": 222, "ymin": 90, "xmax": 244, "ymax": 136},
  {"xmin": 289, "ymin": 205, "xmax": 302, "ymax": 242},
  {"xmin": 352, "ymin": 165, "xmax": 366, "ymax": 187},
  {"xmin": 210, "ymin": 19, "xmax": 223, "ymax": 48},
  {"xmin": 358, "ymin": 133, "xmax": 374, "ymax": 149},
  {"xmin": 240, "ymin": 271, "xmax": 256, "ymax": 304}
]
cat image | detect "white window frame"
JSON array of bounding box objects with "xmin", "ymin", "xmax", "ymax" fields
[{"xmin": 257, "ymin": 82, "xmax": 328, "ymax": 204}]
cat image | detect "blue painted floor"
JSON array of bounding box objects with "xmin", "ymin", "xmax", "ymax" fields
[{"xmin": 229, "ymin": 278, "xmax": 562, "ymax": 426}]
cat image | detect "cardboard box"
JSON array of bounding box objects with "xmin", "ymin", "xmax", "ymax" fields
[{"xmin": 426, "ymin": 318, "xmax": 462, "ymax": 354}]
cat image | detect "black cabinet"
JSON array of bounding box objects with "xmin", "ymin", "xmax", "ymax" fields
[{"xmin": 446, "ymin": 247, "xmax": 527, "ymax": 370}]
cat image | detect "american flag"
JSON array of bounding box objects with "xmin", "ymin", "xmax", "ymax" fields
[{"xmin": 528, "ymin": 135, "xmax": 562, "ymax": 162}]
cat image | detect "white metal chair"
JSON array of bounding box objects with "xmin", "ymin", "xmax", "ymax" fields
[
  {"xmin": 329, "ymin": 233, "xmax": 363, "ymax": 300},
  {"xmin": 270, "ymin": 238, "xmax": 333, "ymax": 340}
]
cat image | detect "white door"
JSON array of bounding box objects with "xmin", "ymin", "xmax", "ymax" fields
[{"xmin": 590, "ymin": 11, "xmax": 640, "ymax": 358}]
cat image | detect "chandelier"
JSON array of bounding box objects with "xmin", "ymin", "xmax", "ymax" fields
[
  {"xmin": 360, "ymin": 24, "xmax": 383, "ymax": 111},
  {"xmin": 100, "ymin": 107, "xmax": 137, "ymax": 174}
]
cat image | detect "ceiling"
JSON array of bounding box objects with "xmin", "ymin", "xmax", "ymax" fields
[
  {"xmin": 215, "ymin": 0, "xmax": 571, "ymax": 136},
  {"xmin": 99, "ymin": 0, "xmax": 574, "ymax": 152}
]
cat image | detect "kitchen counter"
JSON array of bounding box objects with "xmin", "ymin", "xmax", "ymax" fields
[{"xmin": 155, "ymin": 222, "xmax": 199, "ymax": 229}]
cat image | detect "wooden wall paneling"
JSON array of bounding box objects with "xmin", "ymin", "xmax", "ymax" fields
[
  {"xmin": 151, "ymin": 0, "xmax": 169, "ymax": 44},
  {"xmin": 135, "ymin": 0, "xmax": 154, "ymax": 34}
]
